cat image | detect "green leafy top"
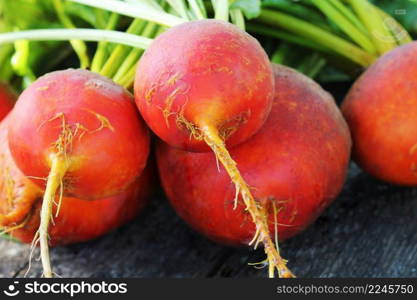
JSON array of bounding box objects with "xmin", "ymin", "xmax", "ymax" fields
[{"xmin": 230, "ymin": 0, "xmax": 261, "ymax": 19}]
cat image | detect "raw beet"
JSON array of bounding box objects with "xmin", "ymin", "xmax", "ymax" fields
[
  {"xmin": 0, "ymin": 114, "xmax": 153, "ymax": 246},
  {"xmin": 6, "ymin": 69, "xmax": 150, "ymax": 277},
  {"xmin": 0, "ymin": 82, "xmax": 15, "ymax": 120},
  {"xmin": 8, "ymin": 69, "xmax": 150, "ymax": 200},
  {"xmin": 134, "ymin": 19, "xmax": 273, "ymax": 152},
  {"xmin": 342, "ymin": 42, "xmax": 417, "ymax": 185}
]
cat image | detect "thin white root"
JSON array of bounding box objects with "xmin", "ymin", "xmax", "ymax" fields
[
  {"xmin": 26, "ymin": 231, "xmax": 40, "ymax": 277},
  {"xmin": 201, "ymin": 124, "xmax": 294, "ymax": 278},
  {"xmin": 39, "ymin": 154, "xmax": 68, "ymax": 278}
]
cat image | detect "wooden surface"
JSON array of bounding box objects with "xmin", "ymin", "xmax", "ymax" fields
[{"xmin": 0, "ymin": 163, "xmax": 416, "ymax": 278}]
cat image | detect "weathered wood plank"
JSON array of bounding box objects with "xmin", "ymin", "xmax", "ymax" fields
[{"xmin": 0, "ymin": 163, "xmax": 417, "ymax": 278}]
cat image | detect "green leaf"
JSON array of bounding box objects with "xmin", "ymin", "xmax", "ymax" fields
[
  {"xmin": 11, "ymin": 40, "xmax": 36, "ymax": 83},
  {"xmin": 261, "ymin": 0, "xmax": 335, "ymax": 32},
  {"xmin": 0, "ymin": 0, "xmax": 56, "ymax": 30},
  {"xmin": 0, "ymin": 44, "xmax": 14, "ymax": 81},
  {"xmin": 230, "ymin": 0, "xmax": 261, "ymax": 19},
  {"xmin": 63, "ymin": 2, "xmax": 106, "ymax": 27},
  {"xmin": 0, "ymin": 233, "xmax": 21, "ymax": 243}
]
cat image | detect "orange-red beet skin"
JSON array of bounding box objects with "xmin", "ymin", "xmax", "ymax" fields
[
  {"xmin": 0, "ymin": 115, "xmax": 153, "ymax": 246},
  {"xmin": 0, "ymin": 83, "xmax": 15, "ymax": 120},
  {"xmin": 135, "ymin": 20, "xmax": 274, "ymax": 152},
  {"xmin": 0, "ymin": 115, "xmax": 40, "ymax": 228},
  {"xmin": 157, "ymin": 65, "xmax": 351, "ymax": 245},
  {"xmin": 11, "ymin": 167, "xmax": 153, "ymax": 246},
  {"xmin": 8, "ymin": 69, "xmax": 150, "ymax": 199},
  {"xmin": 342, "ymin": 42, "xmax": 417, "ymax": 185}
]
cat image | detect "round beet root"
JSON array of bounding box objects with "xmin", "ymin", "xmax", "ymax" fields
[
  {"xmin": 135, "ymin": 19, "xmax": 273, "ymax": 152},
  {"xmin": 157, "ymin": 65, "xmax": 351, "ymax": 275},
  {"xmin": 7, "ymin": 69, "xmax": 150, "ymax": 277},
  {"xmin": 342, "ymin": 42, "xmax": 417, "ymax": 185}
]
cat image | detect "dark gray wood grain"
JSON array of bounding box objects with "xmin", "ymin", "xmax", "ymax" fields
[{"xmin": 0, "ymin": 163, "xmax": 416, "ymax": 278}]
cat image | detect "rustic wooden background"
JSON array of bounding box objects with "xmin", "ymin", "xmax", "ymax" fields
[{"xmin": 0, "ymin": 162, "xmax": 416, "ymax": 278}]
